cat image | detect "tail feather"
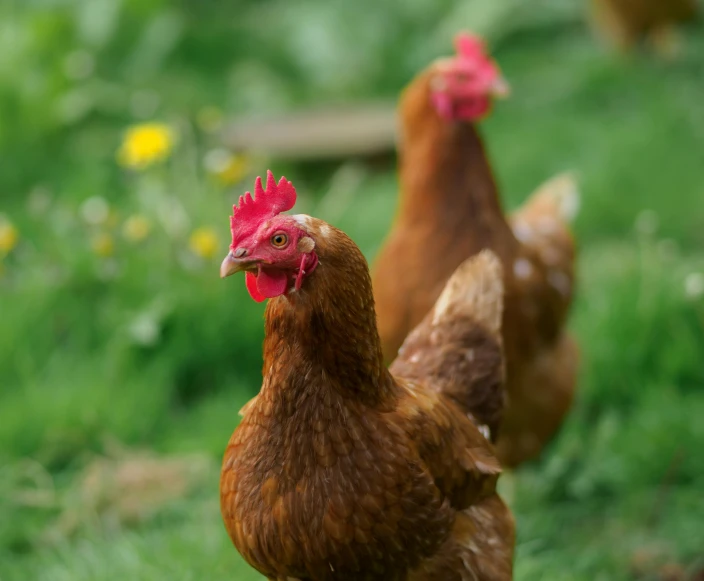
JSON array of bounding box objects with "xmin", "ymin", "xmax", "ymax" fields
[{"xmin": 521, "ymin": 171, "xmax": 581, "ymax": 224}]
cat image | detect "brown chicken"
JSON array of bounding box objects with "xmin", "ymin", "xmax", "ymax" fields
[
  {"xmin": 219, "ymin": 171, "xmax": 514, "ymax": 580},
  {"xmin": 589, "ymin": 0, "xmax": 698, "ymax": 55},
  {"xmin": 372, "ymin": 33, "xmax": 579, "ymax": 468}
]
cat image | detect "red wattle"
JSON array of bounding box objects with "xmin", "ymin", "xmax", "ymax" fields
[
  {"xmin": 256, "ymin": 268, "xmax": 289, "ymax": 299},
  {"xmin": 244, "ymin": 267, "xmax": 289, "ymax": 302},
  {"xmin": 245, "ymin": 272, "xmax": 266, "ymax": 302}
]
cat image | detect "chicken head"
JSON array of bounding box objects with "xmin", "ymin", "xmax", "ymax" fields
[
  {"xmin": 430, "ymin": 32, "xmax": 510, "ymax": 121},
  {"xmin": 220, "ymin": 170, "xmax": 318, "ymax": 302}
]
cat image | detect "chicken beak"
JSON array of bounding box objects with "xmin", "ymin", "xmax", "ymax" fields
[
  {"xmin": 220, "ymin": 252, "xmax": 249, "ymax": 278},
  {"xmin": 490, "ymin": 76, "xmax": 511, "ymax": 99}
]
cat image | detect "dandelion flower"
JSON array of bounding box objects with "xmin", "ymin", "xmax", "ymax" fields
[
  {"xmin": 0, "ymin": 218, "xmax": 18, "ymax": 254},
  {"xmin": 123, "ymin": 215, "xmax": 151, "ymax": 242},
  {"xmin": 91, "ymin": 233, "xmax": 114, "ymax": 257},
  {"xmin": 118, "ymin": 123, "xmax": 174, "ymax": 170},
  {"xmin": 189, "ymin": 227, "xmax": 218, "ymax": 259},
  {"xmin": 204, "ymin": 149, "xmax": 249, "ymax": 186}
]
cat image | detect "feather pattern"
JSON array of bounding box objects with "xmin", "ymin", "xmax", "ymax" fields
[
  {"xmin": 372, "ymin": 37, "xmax": 579, "ymax": 468},
  {"xmin": 220, "ymin": 217, "xmax": 514, "ymax": 580}
]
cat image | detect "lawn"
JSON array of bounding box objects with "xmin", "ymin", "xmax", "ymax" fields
[{"xmin": 1, "ymin": 1, "xmax": 703, "ymax": 580}]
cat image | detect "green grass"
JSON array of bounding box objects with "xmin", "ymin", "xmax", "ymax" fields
[{"xmin": 1, "ymin": 1, "xmax": 704, "ymax": 580}]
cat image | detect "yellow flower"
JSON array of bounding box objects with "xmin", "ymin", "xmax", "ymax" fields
[
  {"xmin": 205, "ymin": 150, "xmax": 250, "ymax": 186},
  {"xmin": 122, "ymin": 215, "xmax": 151, "ymax": 242},
  {"xmin": 0, "ymin": 220, "xmax": 18, "ymax": 254},
  {"xmin": 91, "ymin": 233, "xmax": 114, "ymax": 257},
  {"xmin": 117, "ymin": 123, "xmax": 175, "ymax": 170},
  {"xmin": 189, "ymin": 227, "xmax": 218, "ymax": 259}
]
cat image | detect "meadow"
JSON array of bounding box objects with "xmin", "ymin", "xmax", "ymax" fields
[{"xmin": 1, "ymin": 1, "xmax": 703, "ymax": 579}]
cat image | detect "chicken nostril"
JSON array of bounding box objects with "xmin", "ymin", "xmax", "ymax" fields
[{"xmin": 234, "ymin": 248, "xmax": 247, "ymax": 258}]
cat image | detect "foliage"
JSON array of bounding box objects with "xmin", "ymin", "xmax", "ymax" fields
[{"xmin": 1, "ymin": 0, "xmax": 703, "ymax": 579}]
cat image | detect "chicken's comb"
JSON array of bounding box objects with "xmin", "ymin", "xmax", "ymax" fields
[
  {"xmin": 230, "ymin": 170, "xmax": 297, "ymax": 234},
  {"xmin": 454, "ymin": 32, "xmax": 486, "ymax": 60}
]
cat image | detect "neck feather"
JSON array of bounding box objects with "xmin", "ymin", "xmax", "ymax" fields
[
  {"xmin": 398, "ymin": 71, "xmax": 506, "ymax": 226},
  {"xmin": 261, "ymin": 222, "xmax": 393, "ymax": 408}
]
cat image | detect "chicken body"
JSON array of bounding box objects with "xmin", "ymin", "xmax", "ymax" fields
[
  {"xmin": 373, "ymin": 69, "xmax": 579, "ymax": 467},
  {"xmin": 220, "ymin": 217, "xmax": 514, "ymax": 580},
  {"xmin": 590, "ymin": 0, "xmax": 698, "ymax": 54}
]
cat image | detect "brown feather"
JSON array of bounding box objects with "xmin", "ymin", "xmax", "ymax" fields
[
  {"xmin": 221, "ymin": 221, "xmax": 514, "ymax": 580},
  {"xmin": 372, "ymin": 66, "xmax": 579, "ymax": 467},
  {"xmin": 589, "ymin": 0, "xmax": 698, "ymax": 53}
]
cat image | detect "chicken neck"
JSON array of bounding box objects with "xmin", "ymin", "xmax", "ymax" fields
[
  {"xmin": 397, "ymin": 73, "xmax": 518, "ymax": 257},
  {"xmin": 261, "ymin": 226, "xmax": 395, "ymax": 411}
]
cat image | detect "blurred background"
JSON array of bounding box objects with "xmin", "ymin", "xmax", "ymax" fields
[{"xmin": 1, "ymin": 0, "xmax": 703, "ymax": 579}]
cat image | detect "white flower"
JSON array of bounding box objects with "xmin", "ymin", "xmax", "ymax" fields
[
  {"xmin": 203, "ymin": 148, "xmax": 232, "ymax": 173},
  {"xmin": 80, "ymin": 196, "xmax": 110, "ymax": 226},
  {"xmin": 203, "ymin": 149, "xmax": 249, "ymax": 186},
  {"xmin": 128, "ymin": 314, "xmax": 161, "ymax": 347},
  {"xmin": 684, "ymin": 272, "xmax": 704, "ymax": 300}
]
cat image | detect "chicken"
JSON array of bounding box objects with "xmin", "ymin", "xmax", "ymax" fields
[
  {"xmin": 589, "ymin": 0, "xmax": 698, "ymax": 56},
  {"xmin": 219, "ymin": 171, "xmax": 515, "ymax": 581},
  {"xmin": 372, "ymin": 33, "xmax": 579, "ymax": 468}
]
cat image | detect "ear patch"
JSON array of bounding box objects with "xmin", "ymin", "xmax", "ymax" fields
[{"xmin": 297, "ymin": 236, "xmax": 315, "ymax": 253}]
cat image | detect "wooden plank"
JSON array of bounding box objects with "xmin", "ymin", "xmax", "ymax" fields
[{"xmin": 221, "ymin": 102, "xmax": 398, "ymax": 161}]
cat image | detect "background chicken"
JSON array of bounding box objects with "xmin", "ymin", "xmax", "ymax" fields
[
  {"xmin": 219, "ymin": 172, "xmax": 514, "ymax": 580},
  {"xmin": 372, "ymin": 33, "xmax": 579, "ymax": 468},
  {"xmin": 589, "ymin": 0, "xmax": 699, "ymax": 56}
]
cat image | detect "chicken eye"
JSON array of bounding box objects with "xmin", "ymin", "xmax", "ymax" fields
[{"xmin": 271, "ymin": 233, "xmax": 288, "ymax": 248}]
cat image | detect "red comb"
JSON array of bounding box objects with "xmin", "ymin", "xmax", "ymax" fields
[
  {"xmin": 454, "ymin": 32, "xmax": 486, "ymax": 60},
  {"xmin": 230, "ymin": 170, "xmax": 297, "ymax": 240}
]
